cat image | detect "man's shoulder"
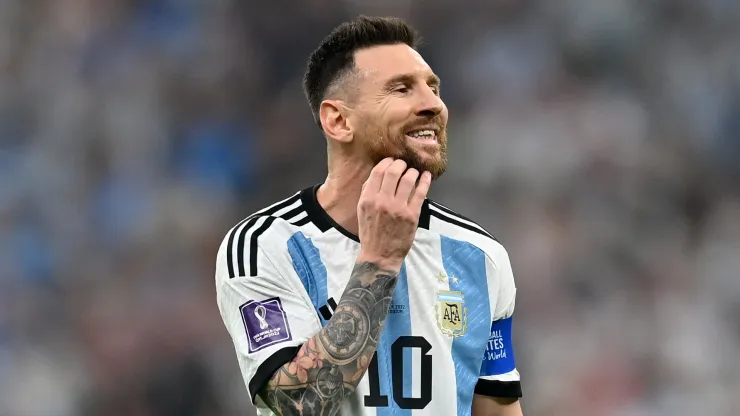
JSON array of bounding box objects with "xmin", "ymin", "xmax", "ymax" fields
[
  {"xmin": 226, "ymin": 190, "xmax": 308, "ymax": 236},
  {"xmin": 425, "ymin": 199, "xmax": 506, "ymax": 259},
  {"xmin": 217, "ymin": 188, "xmax": 318, "ymax": 279}
]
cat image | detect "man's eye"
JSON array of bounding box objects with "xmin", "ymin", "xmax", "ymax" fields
[{"xmin": 394, "ymin": 86, "xmax": 410, "ymax": 94}]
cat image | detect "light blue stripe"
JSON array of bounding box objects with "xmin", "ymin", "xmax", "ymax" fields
[
  {"xmin": 287, "ymin": 232, "xmax": 329, "ymax": 326},
  {"xmin": 377, "ymin": 263, "xmax": 412, "ymax": 416},
  {"xmin": 441, "ymin": 236, "xmax": 491, "ymax": 416},
  {"xmin": 438, "ymin": 295, "xmax": 464, "ymax": 302}
]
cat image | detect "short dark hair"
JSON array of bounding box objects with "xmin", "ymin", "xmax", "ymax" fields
[{"xmin": 302, "ymin": 16, "xmax": 420, "ymax": 128}]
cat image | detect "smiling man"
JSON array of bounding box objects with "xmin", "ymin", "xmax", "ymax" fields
[{"xmin": 215, "ymin": 16, "xmax": 524, "ymax": 416}]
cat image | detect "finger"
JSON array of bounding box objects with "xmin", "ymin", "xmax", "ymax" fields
[
  {"xmin": 395, "ymin": 168, "xmax": 419, "ymax": 201},
  {"xmin": 380, "ymin": 159, "xmax": 407, "ymax": 195},
  {"xmin": 409, "ymin": 171, "xmax": 432, "ymax": 209},
  {"xmin": 364, "ymin": 158, "xmax": 395, "ymax": 194}
]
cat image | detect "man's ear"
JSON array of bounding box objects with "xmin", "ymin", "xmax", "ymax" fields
[{"xmin": 320, "ymin": 100, "xmax": 353, "ymax": 144}]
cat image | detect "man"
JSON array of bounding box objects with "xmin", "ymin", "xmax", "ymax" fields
[{"xmin": 216, "ymin": 16, "xmax": 523, "ymax": 416}]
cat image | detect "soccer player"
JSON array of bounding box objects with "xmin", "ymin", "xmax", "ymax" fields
[{"xmin": 216, "ymin": 16, "xmax": 523, "ymax": 416}]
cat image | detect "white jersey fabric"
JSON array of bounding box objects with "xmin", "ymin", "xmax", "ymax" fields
[{"xmin": 216, "ymin": 185, "xmax": 522, "ymax": 416}]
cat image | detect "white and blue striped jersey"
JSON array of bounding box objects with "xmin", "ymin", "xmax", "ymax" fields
[{"xmin": 216, "ymin": 185, "xmax": 521, "ymax": 416}]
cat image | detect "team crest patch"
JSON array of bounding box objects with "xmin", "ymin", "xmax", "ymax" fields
[
  {"xmin": 435, "ymin": 290, "xmax": 468, "ymax": 338},
  {"xmin": 241, "ymin": 297, "xmax": 292, "ymax": 353}
]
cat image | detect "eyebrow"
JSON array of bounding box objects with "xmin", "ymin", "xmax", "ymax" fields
[{"xmin": 384, "ymin": 73, "xmax": 441, "ymax": 89}]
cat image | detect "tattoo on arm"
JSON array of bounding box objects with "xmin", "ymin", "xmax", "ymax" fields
[{"xmin": 258, "ymin": 262, "xmax": 399, "ymax": 416}]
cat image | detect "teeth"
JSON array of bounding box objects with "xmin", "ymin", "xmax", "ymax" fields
[{"xmin": 408, "ymin": 130, "xmax": 435, "ymax": 138}]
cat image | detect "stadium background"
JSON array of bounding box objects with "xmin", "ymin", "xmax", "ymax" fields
[{"xmin": 1, "ymin": 1, "xmax": 740, "ymax": 415}]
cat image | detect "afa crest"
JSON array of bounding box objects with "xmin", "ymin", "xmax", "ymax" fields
[{"xmin": 435, "ymin": 290, "xmax": 468, "ymax": 338}]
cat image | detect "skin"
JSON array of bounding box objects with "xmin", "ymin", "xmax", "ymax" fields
[
  {"xmin": 318, "ymin": 43, "xmax": 449, "ymax": 237},
  {"xmin": 259, "ymin": 44, "xmax": 522, "ymax": 416}
]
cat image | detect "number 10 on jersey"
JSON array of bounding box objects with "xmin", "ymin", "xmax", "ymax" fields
[{"xmin": 364, "ymin": 336, "xmax": 433, "ymax": 409}]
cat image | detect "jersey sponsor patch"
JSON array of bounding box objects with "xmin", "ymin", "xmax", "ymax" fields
[
  {"xmin": 240, "ymin": 297, "xmax": 292, "ymax": 353},
  {"xmin": 480, "ymin": 317, "xmax": 516, "ymax": 376}
]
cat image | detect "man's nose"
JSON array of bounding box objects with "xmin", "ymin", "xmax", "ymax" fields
[{"xmin": 414, "ymin": 86, "xmax": 444, "ymax": 118}]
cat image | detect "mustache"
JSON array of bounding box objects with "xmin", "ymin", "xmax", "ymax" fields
[{"xmin": 402, "ymin": 116, "xmax": 446, "ymax": 133}]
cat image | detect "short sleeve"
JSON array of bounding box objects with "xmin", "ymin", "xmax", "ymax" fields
[
  {"xmin": 215, "ymin": 230, "xmax": 321, "ymax": 404},
  {"xmin": 475, "ymin": 245, "xmax": 522, "ymax": 398}
]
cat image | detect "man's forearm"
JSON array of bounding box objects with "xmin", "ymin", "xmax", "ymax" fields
[{"xmin": 258, "ymin": 261, "xmax": 399, "ymax": 416}]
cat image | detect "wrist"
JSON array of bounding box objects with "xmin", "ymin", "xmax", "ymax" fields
[{"xmin": 355, "ymin": 251, "xmax": 404, "ymax": 273}]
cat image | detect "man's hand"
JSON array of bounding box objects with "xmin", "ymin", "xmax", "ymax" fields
[
  {"xmin": 258, "ymin": 158, "xmax": 431, "ymax": 416},
  {"xmin": 356, "ymin": 158, "xmax": 431, "ymax": 271}
]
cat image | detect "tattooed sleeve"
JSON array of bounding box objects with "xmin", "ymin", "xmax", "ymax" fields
[{"xmin": 257, "ymin": 261, "xmax": 398, "ymax": 416}]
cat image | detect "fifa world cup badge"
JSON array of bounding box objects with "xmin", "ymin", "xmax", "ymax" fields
[{"xmin": 435, "ymin": 290, "xmax": 468, "ymax": 337}]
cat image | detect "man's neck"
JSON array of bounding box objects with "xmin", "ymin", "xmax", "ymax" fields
[{"xmin": 316, "ymin": 157, "xmax": 373, "ymax": 237}]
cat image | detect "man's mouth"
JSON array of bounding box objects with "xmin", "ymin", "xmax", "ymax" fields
[{"xmin": 405, "ymin": 129, "xmax": 438, "ymax": 143}]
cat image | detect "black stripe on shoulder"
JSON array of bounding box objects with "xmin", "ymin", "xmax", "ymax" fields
[
  {"xmin": 253, "ymin": 193, "xmax": 301, "ymax": 218},
  {"xmin": 239, "ymin": 205, "xmax": 308, "ymax": 278},
  {"xmin": 235, "ymin": 216, "xmax": 261, "ymax": 277},
  {"xmin": 226, "ymin": 217, "xmax": 249, "ymax": 278},
  {"xmin": 280, "ymin": 204, "xmax": 305, "ymax": 222},
  {"xmin": 429, "ymin": 200, "xmax": 477, "ymax": 223},
  {"xmin": 248, "ymin": 216, "xmax": 277, "ymax": 277},
  {"xmin": 226, "ymin": 193, "xmax": 303, "ymax": 278},
  {"xmin": 292, "ymin": 216, "xmax": 311, "ymax": 227},
  {"xmin": 429, "ymin": 200, "xmax": 496, "ymax": 240},
  {"xmin": 429, "ymin": 208, "xmax": 497, "ymax": 242},
  {"xmin": 247, "ymin": 206, "xmax": 310, "ymax": 276},
  {"xmin": 474, "ymin": 379, "xmax": 522, "ymax": 398}
]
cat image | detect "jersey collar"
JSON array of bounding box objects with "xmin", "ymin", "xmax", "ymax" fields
[{"xmin": 300, "ymin": 184, "xmax": 430, "ymax": 243}]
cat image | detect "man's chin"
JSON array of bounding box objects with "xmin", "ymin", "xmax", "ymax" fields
[
  {"xmin": 403, "ymin": 157, "xmax": 447, "ymax": 181},
  {"xmin": 368, "ymin": 146, "xmax": 446, "ymax": 179}
]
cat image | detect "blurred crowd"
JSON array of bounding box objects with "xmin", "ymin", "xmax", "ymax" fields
[{"xmin": 1, "ymin": 0, "xmax": 739, "ymax": 415}]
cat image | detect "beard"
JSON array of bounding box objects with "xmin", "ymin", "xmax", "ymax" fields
[{"xmin": 360, "ymin": 117, "xmax": 448, "ymax": 181}]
